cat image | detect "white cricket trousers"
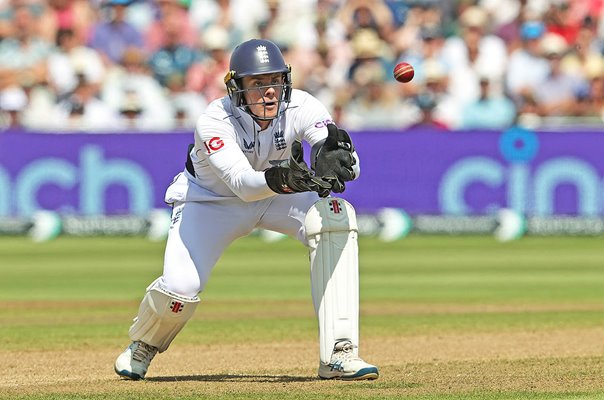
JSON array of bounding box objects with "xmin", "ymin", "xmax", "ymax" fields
[{"xmin": 161, "ymin": 192, "xmax": 319, "ymax": 297}]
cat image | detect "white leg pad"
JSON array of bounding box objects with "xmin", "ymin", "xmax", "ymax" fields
[
  {"xmin": 129, "ymin": 278, "xmax": 200, "ymax": 352},
  {"xmin": 305, "ymin": 197, "xmax": 359, "ymax": 364}
]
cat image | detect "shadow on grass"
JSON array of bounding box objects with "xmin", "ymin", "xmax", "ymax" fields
[{"xmin": 146, "ymin": 374, "xmax": 318, "ymax": 383}]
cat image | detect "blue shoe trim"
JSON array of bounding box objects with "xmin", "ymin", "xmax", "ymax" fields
[
  {"xmin": 319, "ymin": 366, "xmax": 379, "ymax": 380},
  {"xmin": 115, "ymin": 367, "xmax": 143, "ymax": 380},
  {"xmin": 344, "ymin": 367, "xmax": 379, "ymax": 380}
]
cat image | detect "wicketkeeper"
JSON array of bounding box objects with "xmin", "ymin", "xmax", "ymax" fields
[{"xmin": 114, "ymin": 38, "xmax": 379, "ymax": 381}]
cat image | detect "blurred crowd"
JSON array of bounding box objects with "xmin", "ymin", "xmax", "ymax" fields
[{"xmin": 0, "ymin": 0, "xmax": 603, "ymax": 132}]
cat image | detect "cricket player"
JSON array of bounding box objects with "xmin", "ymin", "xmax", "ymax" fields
[{"xmin": 114, "ymin": 38, "xmax": 379, "ymax": 381}]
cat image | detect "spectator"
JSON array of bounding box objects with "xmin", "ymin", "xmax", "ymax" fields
[
  {"xmin": 347, "ymin": 28, "xmax": 393, "ymax": 86},
  {"xmin": 338, "ymin": 0, "xmax": 395, "ymax": 82},
  {"xmin": 460, "ymin": 76, "xmax": 516, "ymax": 129},
  {"xmin": 147, "ymin": 5, "xmax": 199, "ymax": 88},
  {"xmin": 88, "ymin": 0, "xmax": 144, "ymax": 66},
  {"xmin": 165, "ymin": 72, "xmax": 207, "ymax": 130},
  {"xmin": 51, "ymin": 73, "xmax": 120, "ymax": 131},
  {"xmin": 257, "ymin": 0, "xmax": 318, "ymax": 51},
  {"xmin": 17, "ymin": 0, "xmax": 59, "ymax": 45},
  {"xmin": 543, "ymin": 0, "xmax": 581, "ymax": 45},
  {"xmin": 0, "ymin": 0, "xmax": 11, "ymax": 40},
  {"xmin": 561, "ymin": 16, "xmax": 604, "ymax": 80},
  {"xmin": 122, "ymin": 0, "xmax": 155, "ymax": 34},
  {"xmin": 337, "ymin": 0, "xmax": 395, "ymax": 42},
  {"xmin": 186, "ymin": 24, "xmax": 231, "ymax": 103},
  {"xmin": 305, "ymin": 0, "xmax": 351, "ymax": 92},
  {"xmin": 409, "ymin": 90, "xmax": 449, "ymax": 130},
  {"xmin": 489, "ymin": 0, "xmax": 535, "ymax": 54},
  {"xmin": 19, "ymin": 87, "xmax": 58, "ymax": 132},
  {"xmin": 417, "ymin": 59, "xmax": 459, "ymax": 129},
  {"xmin": 506, "ymin": 20, "xmax": 550, "ymax": 104},
  {"xmin": 441, "ymin": 5, "xmax": 508, "ymax": 105},
  {"xmin": 402, "ymin": 25, "xmax": 449, "ymax": 89},
  {"xmin": 102, "ymin": 46, "xmax": 173, "ymax": 130},
  {"xmin": 534, "ymin": 32, "xmax": 589, "ymax": 117},
  {"xmin": 478, "ymin": 0, "xmax": 521, "ymax": 34},
  {"xmin": 390, "ymin": 1, "xmax": 445, "ymax": 61},
  {"xmin": 576, "ymin": 61, "xmax": 604, "ymax": 122},
  {"xmin": 295, "ymin": 41, "xmax": 335, "ymax": 111},
  {"xmin": 188, "ymin": 0, "xmax": 266, "ymax": 40},
  {"xmin": 144, "ymin": 0, "xmax": 197, "ymax": 53},
  {"xmin": 47, "ymin": 28, "xmax": 105, "ymax": 99},
  {"xmin": 116, "ymin": 89, "xmax": 145, "ymax": 130},
  {"xmin": 0, "ymin": 2, "xmax": 53, "ymax": 90},
  {"xmin": 340, "ymin": 62, "xmax": 420, "ymax": 130},
  {"xmin": 0, "ymin": 85, "xmax": 27, "ymax": 129},
  {"xmin": 47, "ymin": 0, "xmax": 96, "ymax": 45}
]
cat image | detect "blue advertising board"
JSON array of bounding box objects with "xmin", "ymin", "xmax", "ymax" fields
[{"xmin": 1, "ymin": 127, "xmax": 603, "ymax": 217}]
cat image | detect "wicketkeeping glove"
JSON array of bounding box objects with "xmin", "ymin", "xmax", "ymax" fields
[
  {"xmin": 265, "ymin": 140, "xmax": 332, "ymax": 197},
  {"xmin": 313, "ymin": 123, "xmax": 356, "ymax": 193}
]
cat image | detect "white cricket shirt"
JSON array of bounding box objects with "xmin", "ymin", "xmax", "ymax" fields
[{"xmin": 165, "ymin": 89, "xmax": 360, "ymax": 204}]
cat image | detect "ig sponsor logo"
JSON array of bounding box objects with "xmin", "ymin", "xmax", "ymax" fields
[{"xmin": 203, "ymin": 137, "xmax": 225, "ymax": 154}]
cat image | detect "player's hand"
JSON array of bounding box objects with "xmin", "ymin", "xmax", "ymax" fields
[
  {"xmin": 265, "ymin": 140, "xmax": 332, "ymax": 196},
  {"xmin": 313, "ymin": 123, "xmax": 356, "ymax": 193}
]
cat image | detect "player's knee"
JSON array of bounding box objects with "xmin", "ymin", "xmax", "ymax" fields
[
  {"xmin": 160, "ymin": 275, "xmax": 202, "ymax": 299},
  {"xmin": 305, "ymin": 197, "xmax": 357, "ymax": 238}
]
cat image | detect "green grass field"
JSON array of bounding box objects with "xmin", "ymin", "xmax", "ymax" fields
[{"xmin": 1, "ymin": 235, "xmax": 604, "ymax": 399}]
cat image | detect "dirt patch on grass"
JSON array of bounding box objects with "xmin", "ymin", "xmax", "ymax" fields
[{"xmin": 1, "ymin": 328, "xmax": 604, "ymax": 398}]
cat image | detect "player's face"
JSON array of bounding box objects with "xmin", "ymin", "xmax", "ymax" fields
[{"xmin": 241, "ymin": 73, "xmax": 284, "ymax": 120}]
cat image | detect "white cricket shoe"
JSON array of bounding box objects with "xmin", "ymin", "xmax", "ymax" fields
[
  {"xmin": 114, "ymin": 341, "xmax": 158, "ymax": 380},
  {"xmin": 318, "ymin": 340, "xmax": 379, "ymax": 380}
]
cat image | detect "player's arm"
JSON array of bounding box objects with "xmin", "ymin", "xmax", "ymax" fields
[
  {"xmin": 202, "ymin": 138, "xmax": 272, "ymax": 201},
  {"xmin": 198, "ymin": 119, "xmax": 330, "ymax": 201}
]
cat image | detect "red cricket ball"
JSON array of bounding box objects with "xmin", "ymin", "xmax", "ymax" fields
[{"xmin": 393, "ymin": 62, "xmax": 414, "ymax": 83}]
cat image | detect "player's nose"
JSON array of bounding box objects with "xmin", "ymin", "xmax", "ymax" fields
[{"xmin": 263, "ymin": 87, "xmax": 277, "ymax": 100}]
